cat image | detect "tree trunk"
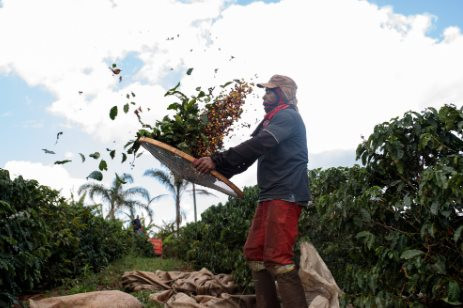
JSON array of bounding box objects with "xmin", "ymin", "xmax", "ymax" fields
[
  {"xmin": 193, "ymin": 183, "xmax": 197, "ymax": 223},
  {"xmin": 175, "ymin": 184, "xmax": 181, "ymax": 232}
]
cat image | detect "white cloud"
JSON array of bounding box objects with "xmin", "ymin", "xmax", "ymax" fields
[
  {"xmin": 1, "ymin": 0, "xmax": 463, "ymax": 226},
  {"xmin": 2, "ymin": 0, "xmax": 463, "ymax": 154},
  {"xmin": 4, "ymin": 160, "xmax": 86, "ymax": 198}
]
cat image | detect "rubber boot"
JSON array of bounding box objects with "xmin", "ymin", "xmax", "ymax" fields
[
  {"xmin": 275, "ymin": 269, "xmax": 307, "ymax": 308},
  {"xmin": 252, "ymin": 269, "xmax": 281, "ymax": 308}
]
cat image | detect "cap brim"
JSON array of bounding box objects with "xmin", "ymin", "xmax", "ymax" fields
[{"xmin": 257, "ymin": 82, "xmax": 278, "ymax": 88}]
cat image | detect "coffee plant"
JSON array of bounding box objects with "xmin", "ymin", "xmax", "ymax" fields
[
  {"xmin": 0, "ymin": 169, "xmax": 152, "ymax": 306},
  {"xmin": 135, "ymin": 80, "xmax": 253, "ymax": 157},
  {"xmin": 164, "ymin": 104, "xmax": 463, "ymax": 306}
]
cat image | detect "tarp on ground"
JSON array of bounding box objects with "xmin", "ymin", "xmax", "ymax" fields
[
  {"xmin": 122, "ymin": 241, "xmax": 341, "ymax": 307},
  {"xmin": 28, "ymin": 290, "xmax": 142, "ymax": 308}
]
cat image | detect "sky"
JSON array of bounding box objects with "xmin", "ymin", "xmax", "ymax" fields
[{"xmin": 1, "ymin": 0, "xmax": 463, "ymax": 228}]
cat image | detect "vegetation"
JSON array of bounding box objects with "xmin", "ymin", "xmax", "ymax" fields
[
  {"xmin": 78, "ymin": 173, "xmax": 160, "ymax": 221},
  {"xmin": 144, "ymin": 168, "xmax": 213, "ymax": 231},
  {"xmin": 163, "ymin": 104, "xmax": 463, "ymax": 307},
  {"xmin": 0, "ymin": 170, "xmax": 154, "ymax": 307},
  {"xmin": 134, "ymin": 80, "xmax": 253, "ymax": 157}
]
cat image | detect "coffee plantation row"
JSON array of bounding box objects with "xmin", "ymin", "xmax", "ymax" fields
[
  {"xmin": 1, "ymin": 104, "xmax": 461, "ymax": 307},
  {"xmin": 0, "ymin": 170, "xmax": 154, "ymax": 306},
  {"xmin": 162, "ymin": 104, "xmax": 463, "ymax": 307}
]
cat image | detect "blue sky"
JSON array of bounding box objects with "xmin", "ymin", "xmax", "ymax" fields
[
  {"xmin": 369, "ymin": 0, "xmax": 463, "ymax": 38},
  {"xmin": 1, "ymin": 0, "xmax": 462, "ymax": 224}
]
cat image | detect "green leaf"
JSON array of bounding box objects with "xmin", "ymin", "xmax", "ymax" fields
[
  {"xmin": 356, "ymin": 231, "xmax": 375, "ymax": 250},
  {"xmin": 110, "ymin": 150, "xmax": 115, "ymax": 159},
  {"xmin": 186, "ymin": 67, "xmax": 193, "ymax": 75},
  {"xmin": 400, "ymin": 249, "xmax": 424, "ymax": 260},
  {"xmin": 447, "ymin": 280, "xmax": 461, "ymax": 304},
  {"xmin": 220, "ymin": 81, "xmax": 232, "ymax": 88},
  {"xmin": 89, "ymin": 152, "xmax": 100, "ymax": 159},
  {"xmin": 430, "ymin": 201, "xmax": 439, "ymax": 215},
  {"xmin": 54, "ymin": 159, "xmax": 72, "ymax": 165},
  {"xmin": 454, "ymin": 225, "xmax": 463, "ymax": 243},
  {"xmin": 109, "ymin": 106, "xmax": 118, "ymax": 120},
  {"xmin": 112, "ymin": 63, "xmax": 117, "ymax": 68},
  {"xmin": 122, "ymin": 153, "xmax": 127, "ymax": 163},
  {"xmin": 98, "ymin": 159, "xmax": 108, "ymax": 171},
  {"xmin": 78, "ymin": 153, "xmax": 86, "ymax": 162},
  {"xmin": 86, "ymin": 171, "xmax": 103, "ymax": 181},
  {"xmin": 131, "ymin": 92, "xmax": 136, "ymax": 97},
  {"xmin": 42, "ymin": 148, "xmax": 56, "ymax": 154},
  {"xmin": 168, "ymin": 103, "xmax": 181, "ymax": 110},
  {"xmin": 165, "ymin": 82, "xmax": 181, "ymax": 96},
  {"xmin": 123, "ymin": 103, "xmax": 129, "ymax": 113}
]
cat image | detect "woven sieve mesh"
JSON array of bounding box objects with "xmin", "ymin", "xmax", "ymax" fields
[{"xmin": 141, "ymin": 142, "xmax": 237, "ymax": 197}]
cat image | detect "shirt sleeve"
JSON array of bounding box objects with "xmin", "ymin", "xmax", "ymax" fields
[
  {"xmin": 262, "ymin": 109, "xmax": 296, "ymax": 144},
  {"xmin": 211, "ymin": 129, "xmax": 279, "ymax": 179}
]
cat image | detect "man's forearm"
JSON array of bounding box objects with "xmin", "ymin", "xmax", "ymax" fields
[{"xmin": 211, "ymin": 130, "xmax": 278, "ymax": 178}]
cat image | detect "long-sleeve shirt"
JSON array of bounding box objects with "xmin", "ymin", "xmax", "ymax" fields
[{"xmin": 211, "ymin": 108, "xmax": 310, "ymax": 203}]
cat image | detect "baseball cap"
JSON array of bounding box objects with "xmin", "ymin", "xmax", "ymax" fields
[{"xmin": 257, "ymin": 74, "xmax": 298, "ymax": 106}]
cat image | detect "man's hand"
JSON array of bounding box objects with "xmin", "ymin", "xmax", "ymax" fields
[{"xmin": 193, "ymin": 157, "xmax": 216, "ymax": 174}]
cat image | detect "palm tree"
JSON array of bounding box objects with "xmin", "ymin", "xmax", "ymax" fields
[
  {"xmin": 121, "ymin": 190, "xmax": 166, "ymax": 234},
  {"xmin": 78, "ymin": 173, "xmax": 154, "ymax": 220},
  {"xmin": 144, "ymin": 169, "xmax": 214, "ymax": 231}
]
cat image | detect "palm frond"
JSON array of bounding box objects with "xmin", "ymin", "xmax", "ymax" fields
[
  {"xmin": 124, "ymin": 186, "xmax": 150, "ymax": 200},
  {"xmin": 144, "ymin": 168, "xmax": 175, "ymax": 193},
  {"xmin": 78, "ymin": 183, "xmax": 111, "ymax": 203},
  {"xmin": 187, "ymin": 188, "xmax": 217, "ymax": 197}
]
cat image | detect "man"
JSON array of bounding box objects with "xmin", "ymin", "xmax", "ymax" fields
[
  {"xmin": 132, "ymin": 215, "xmax": 142, "ymax": 234},
  {"xmin": 193, "ymin": 75, "xmax": 309, "ymax": 307}
]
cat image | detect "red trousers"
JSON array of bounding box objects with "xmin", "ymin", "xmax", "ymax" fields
[{"xmin": 243, "ymin": 200, "xmax": 302, "ymax": 265}]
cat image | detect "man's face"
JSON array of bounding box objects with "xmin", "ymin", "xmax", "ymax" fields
[{"xmin": 263, "ymin": 88, "xmax": 278, "ymax": 113}]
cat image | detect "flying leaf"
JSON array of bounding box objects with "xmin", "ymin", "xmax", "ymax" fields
[
  {"xmin": 136, "ymin": 152, "xmax": 143, "ymax": 158},
  {"xmin": 124, "ymin": 103, "xmax": 129, "ymax": 113},
  {"xmin": 98, "ymin": 159, "xmax": 108, "ymax": 171},
  {"xmin": 55, "ymin": 131, "xmax": 63, "ymax": 145},
  {"xmin": 131, "ymin": 92, "xmax": 136, "ymax": 97},
  {"xmin": 186, "ymin": 67, "xmax": 194, "ymax": 75},
  {"xmin": 89, "ymin": 152, "xmax": 100, "ymax": 159},
  {"xmin": 122, "ymin": 153, "xmax": 127, "ymax": 163},
  {"xmin": 110, "ymin": 150, "xmax": 116, "ymax": 159},
  {"xmin": 126, "ymin": 94, "xmax": 130, "ymax": 99},
  {"xmin": 86, "ymin": 170, "xmax": 103, "ymax": 181},
  {"xmin": 110, "ymin": 67, "xmax": 121, "ymax": 74},
  {"xmin": 78, "ymin": 153, "xmax": 86, "ymax": 162},
  {"xmin": 54, "ymin": 159, "xmax": 72, "ymax": 165},
  {"xmin": 112, "ymin": 63, "xmax": 117, "ymax": 68},
  {"xmin": 220, "ymin": 81, "xmax": 232, "ymax": 88},
  {"xmin": 124, "ymin": 140, "xmax": 134, "ymax": 149},
  {"xmin": 109, "ymin": 106, "xmax": 118, "ymax": 120},
  {"xmin": 42, "ymin": 149, "xmax": 56, "ymax": 154}
]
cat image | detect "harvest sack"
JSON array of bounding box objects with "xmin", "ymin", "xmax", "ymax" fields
[
  {"xmin": 298, "ymin": 242, "xmax": 342, "ymax": 308},
  {"xmin": 122, "ymin": 241, "xmax": 341, "ymax": 307},
  {"xmin": 28, "ymin": 290, "xmax": 142, "ymax": 308}
]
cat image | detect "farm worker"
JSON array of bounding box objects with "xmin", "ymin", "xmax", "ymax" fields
[
  {"xmin": 132, "ymin": 215, "xmax": 142, "ymax": 234},
  {"xmin": 193, "ymin": 74, "xmax": 309, "ymax": 307}
]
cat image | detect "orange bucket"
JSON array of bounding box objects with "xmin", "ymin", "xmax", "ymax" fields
[{"xmin": 149, "ymin": 238, "xmax": 163, "ymax": 256}]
